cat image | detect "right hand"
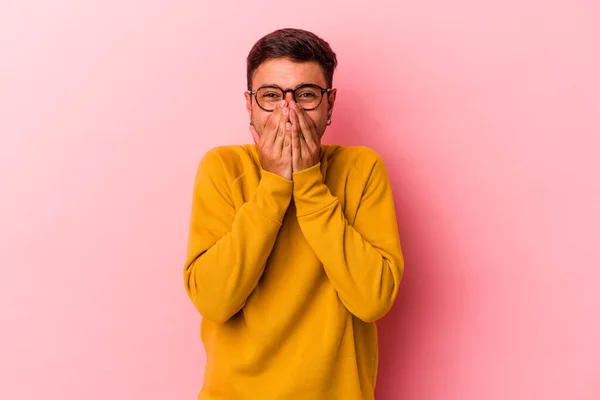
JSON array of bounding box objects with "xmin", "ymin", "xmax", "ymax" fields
[{"xmin": 250, "ymin": 101, "xmax": 292, "ymax": 180}]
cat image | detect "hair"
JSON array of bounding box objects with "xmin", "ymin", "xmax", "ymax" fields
[{"xmin": 246, "ymin": 28, "xmax": 338, "ymax": 90}]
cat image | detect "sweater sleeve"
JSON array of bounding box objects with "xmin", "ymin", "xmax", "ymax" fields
[
  {"xmin": 184, "ymin": 149, "xmax": 293, "ymax": 323},
  {"xmin": 292, "ymin": 151, "xmax": 404, "ymax": 322}
]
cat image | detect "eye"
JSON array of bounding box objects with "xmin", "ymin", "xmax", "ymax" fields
[
  {"xmin": 261, "ymin": 91, "xmax": 282, "ymax": 99},
  {"xmin": 297, "ymin": 92, "xmax": 317, "ymax": 98}
]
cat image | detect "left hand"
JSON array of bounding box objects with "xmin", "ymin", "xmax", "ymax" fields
[{"xmin": 289, "ymin": 101, "xmax": 322, "ymax": 173}]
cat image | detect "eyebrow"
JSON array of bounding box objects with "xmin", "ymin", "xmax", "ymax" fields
[{"xmin": 257, "ymin": 82, "xmax": 320, "ymax": 90}]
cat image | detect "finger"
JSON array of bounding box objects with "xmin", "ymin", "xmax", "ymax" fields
[
  {"xmin": 250, "ymin": 124, "xmax": 261, "ymax": 145},
  {"xmin": 289, "ymin": 101, "xmax": 299, "ymax": 123},
  {"xmin": 290, "ymin": 121, "xmax": 299, "ymax": 171},
  {"xmin": 291, "ymin": 102, "xmax": 318, "ymax": 148},
  {"xmin": 273, "ymin": 104, "xmax": 289, "ymax": 151},
  {"xmin": 292, "ymin": 111, "xmax": 315, "ymax": 161},
  {"xmin": 264, "ymin": 105, "xmax": 283, "ymax": 146},
  {"xmin": 284, "ymin": 122, "xmax": 293, "ymax": 160},
  {"xmin": 290, "ymin": 121, "xmax": 300, "ymax": 149},
  {"xmin": 289, "ymin": 107, "xmax": 302, "ymax": 141},
  {"xmin": 298, "ymin": 122, "xmax": 311, "ymax": 160}
]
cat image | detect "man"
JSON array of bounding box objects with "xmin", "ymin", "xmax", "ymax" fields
[{"xmin": 184, "ymin": 28, "xmax": 404, "ymax": 400}]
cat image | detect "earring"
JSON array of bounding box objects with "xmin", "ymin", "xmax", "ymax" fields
[{"xmin": 326, "ymin": 116, "xmax": 332, "ymax": 126}]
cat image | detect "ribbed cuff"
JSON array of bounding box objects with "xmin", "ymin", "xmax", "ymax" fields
[
  {"xmin": 292, "ymin": 163, "xmax": 335, "ymax": 217},
  {"xmin": 246, "ymin": 170, "xmax": 293, "ymax": 224}
]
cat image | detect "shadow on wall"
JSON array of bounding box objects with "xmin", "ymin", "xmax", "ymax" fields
[{"xmin": 325, "ymin": 60, "xmax": 470, "ymax": 399}]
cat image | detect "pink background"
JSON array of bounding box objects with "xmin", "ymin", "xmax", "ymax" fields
[{"xmin": 1, "ymin": 1, "xmax": 599, "ymax": 399}]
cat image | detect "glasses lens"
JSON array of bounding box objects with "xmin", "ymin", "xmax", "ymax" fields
[
  {"xmin": 256, "ymin": 87, "xmax": 284, "ymax": 111},
  {"xmin": 295, "ymin": 85, "xmax": 322, "ymax": 109}
]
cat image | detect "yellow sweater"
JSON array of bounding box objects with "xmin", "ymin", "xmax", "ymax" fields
[{"xmin": 184, "ymin": 144, "xmax": 404, "ymax": 400}]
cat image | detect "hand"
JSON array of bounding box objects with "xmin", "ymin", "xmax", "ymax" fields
[
  {"xmin": 289, "ymin": 101, "xmax": 322, "ymax": 173},
  {"xmin": 250, "ymin": 101, "xmax": 292, "ymax": 180}
]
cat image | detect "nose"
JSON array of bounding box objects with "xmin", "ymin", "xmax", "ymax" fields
[{"xmin": 284, "ymin": 91, "xmax": 294, "ymax": 103}]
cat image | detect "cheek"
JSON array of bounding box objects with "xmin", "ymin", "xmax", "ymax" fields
[
  {"xmin": 251, "ymin": 107, "xmax": 272, "ymax": 134},
  {"xmin": 306, "ymin": 110, "xmax": 328, "ymax": 128}
]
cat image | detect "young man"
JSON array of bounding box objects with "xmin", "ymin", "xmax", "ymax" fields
[{"xmin": 184, "ymin": 28, "xmax": 404, "ymax": 400}]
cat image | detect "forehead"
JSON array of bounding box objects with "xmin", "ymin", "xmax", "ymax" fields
[{"xmin": 252, "ymin": 57, "xmax": 327, "ymax": 89}]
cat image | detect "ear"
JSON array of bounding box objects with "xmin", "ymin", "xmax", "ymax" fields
[
  {"xmin": 327, "ymin": 88, "xmax": 337, "ymax": 116},
  {"xmin": 244, "ymin": 91, "xmax": 252, "ymax": 120}
]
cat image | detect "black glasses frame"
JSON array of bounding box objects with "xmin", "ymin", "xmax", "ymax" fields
[{"xmin": 247, "ymin": 84, "xmax": 332, "ymax": 112}]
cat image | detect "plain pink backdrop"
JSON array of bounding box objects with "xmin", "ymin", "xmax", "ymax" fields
[{"xmin": 1, "ymin": 1, "xmax": 599, "ymax": 399}]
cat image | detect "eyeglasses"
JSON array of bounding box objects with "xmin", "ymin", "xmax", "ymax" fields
[{"xmin": 247, "ymin": 84, "xmax": 332, "ymax": 112}]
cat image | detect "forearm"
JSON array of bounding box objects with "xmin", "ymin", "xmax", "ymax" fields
[
  {"xmin": 297, "ymin": 198, "xmax": 402, "ymax": 322},
  {"xmin": 185, "ymin": 171, "xmax": 292, "ymax": 323},
  {"xmin": 293, "ymin": 163, "xmax": 404, "ymax": 322}
]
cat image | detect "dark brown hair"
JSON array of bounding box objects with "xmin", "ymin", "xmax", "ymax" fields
[{"xmin": 246, "ymin": 28, "xmax": 338, "ymax": 90}]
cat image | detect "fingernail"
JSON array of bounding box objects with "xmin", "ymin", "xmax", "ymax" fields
[
  {"xmin": 282, "ymin": 107, "xmax": 289, "ymax": 115},
  {"xmin": 280, "ymin": 100, "xmax": 286, "ymax": 106},
  {"xmin": 286, "ymin": 122, "xmax": 291, "ymax": 130}
]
